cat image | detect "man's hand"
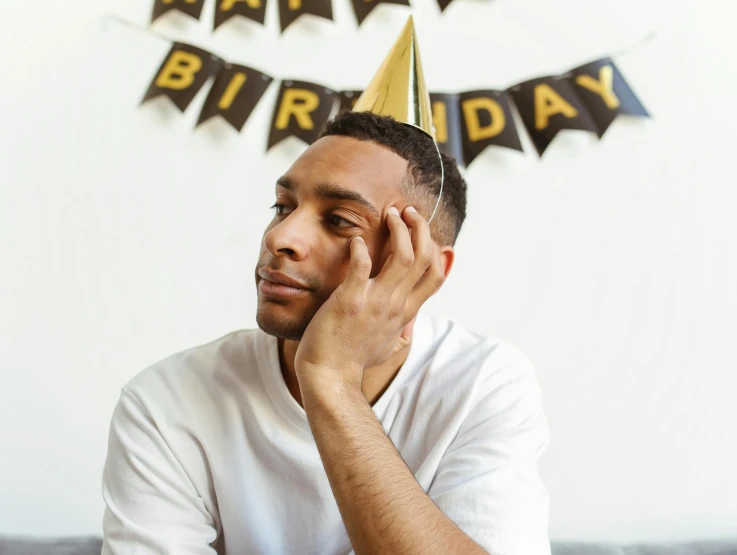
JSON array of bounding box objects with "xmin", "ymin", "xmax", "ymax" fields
[
  {"xmin": 291, "ymin": 205, "xmax": 488, "ymax": 555},
  {"xmin": 293, "ymin": 205, "xmax": 445, "ymax": 395}
]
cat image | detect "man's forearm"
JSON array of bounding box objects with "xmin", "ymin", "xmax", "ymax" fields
[{"xmin": 302, "ymin": 381, "xmax": 487, "ymax": 555}]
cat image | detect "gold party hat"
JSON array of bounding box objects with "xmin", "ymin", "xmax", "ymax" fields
[{"xmin": 353, "ymin": 16, "xmax": 435, "ymax": 141}]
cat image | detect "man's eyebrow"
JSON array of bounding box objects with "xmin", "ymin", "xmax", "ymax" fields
[{"xmin": 276, "ymin": 177, "xmax": 381, "ymax": 219}]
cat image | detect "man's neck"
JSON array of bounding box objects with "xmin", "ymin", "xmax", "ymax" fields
[{"xmin": 278, "ymin": 337, "xmax": 412, "ymax": 408}]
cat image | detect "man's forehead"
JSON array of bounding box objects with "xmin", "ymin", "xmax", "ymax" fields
[{"xmin": 284, "ymin": 136, "xmax": 409, "ymax": 194}]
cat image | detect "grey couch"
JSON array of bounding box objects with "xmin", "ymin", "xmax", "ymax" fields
[{"xmin": 1, "ymin": 537, "xmax": 736, "ymax": 554}]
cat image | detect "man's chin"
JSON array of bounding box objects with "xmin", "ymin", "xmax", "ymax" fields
[{"xmin": 255, "ymin": 305, "xmax": 308, "ymax": 341}]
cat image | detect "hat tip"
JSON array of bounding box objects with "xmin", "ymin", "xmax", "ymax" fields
[{"xmin": 352, "ymin": 11, "xmax": 435, "ymax": 141}]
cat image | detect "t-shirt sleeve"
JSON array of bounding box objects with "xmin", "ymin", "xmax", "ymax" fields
[
  {"xmin": 101, "ymin": 389, "xmax": 219, "ymax": 554},
  {"xmin": 427, "ymin": 344, "xmax": 552, "ymax": 555}
]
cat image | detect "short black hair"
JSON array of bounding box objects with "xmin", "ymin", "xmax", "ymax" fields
[{"xmin": 320, "ymin": 111, "xmax": 467, "ymax": 247}]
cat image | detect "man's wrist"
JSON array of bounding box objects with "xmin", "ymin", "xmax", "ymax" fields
[{"xmin": 298, "ymin": 368, "xmax": 366, "ymax": 413}]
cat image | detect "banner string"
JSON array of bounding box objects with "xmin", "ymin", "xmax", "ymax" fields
[
  {"xmin": 101, "ymin": 13, "xmax": 657, "ymax": 90},
  {"xmin": 611, "ymin": 31, "xmax": 658, "ymax": 59},
  {"xmin": 101, "ymin": 13, "xmax": 231, "ymax": 66},
  {"xmin": 101, "ymin": 13, "xmax": 174, "ymax": 45},
  {"xmin": 551, "ymin": 31, "xmax": 659, "ymax": 81}
]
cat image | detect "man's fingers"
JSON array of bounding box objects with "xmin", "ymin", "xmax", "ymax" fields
[
  {"xmin": 396, "ymin": 206, "xmax": 434, "ymax": 298},
  {"xmin": 374, "ymin": 207, "xmax": 414, "ymax": 290},
  {"xmin": 342, "ymin": 236, "xmax": 372, "ymax": 293},
  {"xmin": 407, "ymin": 241, "xmax": 445, "ymax": 312},
  {"xmin": 375, "ymin": 205, "xmax": 439, "ymax": 314}
]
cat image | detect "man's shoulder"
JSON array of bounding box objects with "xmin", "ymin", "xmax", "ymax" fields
[
  {"xmin": 120, "ymin": 327, "xmax": 265, "ymax": 413},
  {"xmin": 421, "ymin": 311, "xmax": 535, "ymax": 370},
  {"xmin": 418, "ymin": 312, "xmax": 540, "ymax": 403}
]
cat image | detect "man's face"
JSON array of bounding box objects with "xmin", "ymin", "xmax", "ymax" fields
[{"xmin": 255, "ymin": 135, "xmax": 414, "ymax": 340}]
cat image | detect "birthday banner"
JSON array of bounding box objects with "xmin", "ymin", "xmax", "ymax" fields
[
  {"xmin": 141, "ymin": 42, "xmax": 650, "ymax": 166},
  {"xmin": 153, "ymin": 0, "xmax": 454, "ymax": 32}
]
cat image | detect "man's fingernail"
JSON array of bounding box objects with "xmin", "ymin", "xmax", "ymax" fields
[
  {"xmin": 406, "ymin": 206, "xmax": 417, "ymax": 214},
  {"xmin": 388, "ymin": 207, "xmax": 399, "ymax": 216}
]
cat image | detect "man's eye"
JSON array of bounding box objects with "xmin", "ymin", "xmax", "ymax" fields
[
  {"xmin": 270, "ymin": 204, "xmax": 354, "ymax": 228},
  {"xmin": 326, "ymin": 214, "xmax": 355, "ymax": 228},
  {"xmin": 269, "ymin": 203, "xmax": 289, "ymax": 216}
]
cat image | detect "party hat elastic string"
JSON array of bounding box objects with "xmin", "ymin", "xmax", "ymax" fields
[{"xmin": 427, "ymin": 140, "xmax": 444, "ymax": 224}]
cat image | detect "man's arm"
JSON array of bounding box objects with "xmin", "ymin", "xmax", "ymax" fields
[
  {"xmin": 302, "ymin": 382, "xmax": 488, "ymax": 555},
  {"xmin": 291, "ymin": 207, "xmax": 549, "ymax": 553}
]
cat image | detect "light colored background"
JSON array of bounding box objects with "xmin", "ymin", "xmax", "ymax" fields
[{"xmin": 1, "ymin": 0, "xmax": 736, "ymax": 541}]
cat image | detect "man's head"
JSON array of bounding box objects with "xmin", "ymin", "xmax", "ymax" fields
[{"xmin": 255, "ymin": 111, "xmax": 468, "ymax": 340}]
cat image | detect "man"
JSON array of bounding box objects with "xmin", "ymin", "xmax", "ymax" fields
[{"xmin": 102, "ymin": 19, "xmax": 550, "ymax": 555}]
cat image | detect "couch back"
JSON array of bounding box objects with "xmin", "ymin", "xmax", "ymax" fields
[{"xmin": 1, "ymin": 537, "xmax": 736, "ymax": 554}]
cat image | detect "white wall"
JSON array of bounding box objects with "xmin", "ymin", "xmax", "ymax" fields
[{"xmin": 1, "ymin": 0, "xmax": 736, "ymax": 540}]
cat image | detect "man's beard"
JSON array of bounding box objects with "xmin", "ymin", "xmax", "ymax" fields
[
  {"xmin": 255, "ymin": 300, "xmax": 316, "ymax": 341},
  {"xmin": 254, "ymin": 260, "xmax": 328, "ymax": 340}
]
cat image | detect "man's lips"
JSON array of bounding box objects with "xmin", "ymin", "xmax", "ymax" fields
[
  {"xmin": 258, "ymin": 268, "xmax": 309, "ymax": 289},
  {"xmin": 258, "ymin": 268, "xmax": 310, "ymax": 299}
]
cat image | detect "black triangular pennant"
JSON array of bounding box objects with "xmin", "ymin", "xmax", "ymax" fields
[
  {"xmin": 142, "ymin": 43, "xmax": 222, "ymax": 112},
  {"xmin": 458, "ymin": 89, "xmax": 523, "ymax": 164},
  {"xmin": 350, "ymin": 0, "xmax": 410, "ymax": 26},
  {"xmin": 430, "ymin": 93, "xmax": 465, "ymax": 167},
  {"xmin": 268, "ymin": 80, "xmax": 337, "ymax": 149},
  {"xmin": 278, "ymin": 0, "xmax": 333, "ymax": 33},
  {"xmin": 197, "ymin": 64, "xmax": 273, "ymax": 131},
  {"xmin": 214, "ymin": 0, "xmax": 267, "ymax": 30},
  {"xmin": 509, "ymin": 76, "xmax": 597, "ymax": 156},
  {"xmin": 436, "ymin": 0, "xmax": 454, "ymax": 12},
  {"xmin": 568, "ymin": 58, "xmax": 650, "ymax": 138},
  {"xmin": 152, "ymin": 0, "xmax": 206, "ymax": 23},
  {"xmin": 338, "ymin": 90, "xmax": 363, "ymax": 113}
]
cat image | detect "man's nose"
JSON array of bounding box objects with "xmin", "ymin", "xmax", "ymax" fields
[{"xmin": 264, "ymin": 210, "xmax": 311, "ymax": 259}]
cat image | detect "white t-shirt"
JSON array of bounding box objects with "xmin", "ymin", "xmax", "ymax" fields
[{"xmin": 102, "ymin": 310, "xmax": 551, "ymax": 554}]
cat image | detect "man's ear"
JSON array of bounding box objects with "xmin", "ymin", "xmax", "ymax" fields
[
  {"xmin": 439, "ymin": 246, "xmax": 455, "ymax": 279},
  {"xmin": 399, "ymin": 316, "xmax": 415, "ymax": 346}
]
